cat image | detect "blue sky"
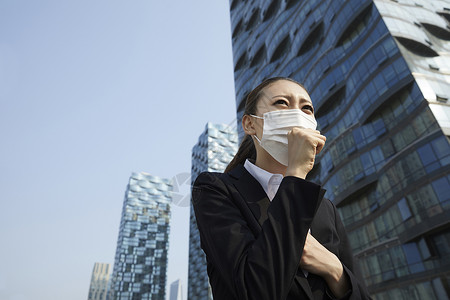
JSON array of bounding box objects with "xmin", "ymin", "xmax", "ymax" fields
[{"xmin": 0, "ymin": 1, "xmax": 236, "ymax": 299}]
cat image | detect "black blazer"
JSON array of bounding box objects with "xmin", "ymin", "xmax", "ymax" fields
[{"xmin": 192, "ymin": 164, "xmax": 371, "ymax": 300}]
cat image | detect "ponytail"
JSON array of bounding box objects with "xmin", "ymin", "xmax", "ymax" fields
[{"xmin": 225, "ymin": 134, "xmax": 256, "ymax": 173}]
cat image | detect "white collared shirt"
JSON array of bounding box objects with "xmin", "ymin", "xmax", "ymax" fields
[
  {"xmin": 243, "ymin": 159, "xmax": 310, "ymax": 277},
  {"xmin": 244, "ymin": 159, "xmax": 284, "ymax": 201}
]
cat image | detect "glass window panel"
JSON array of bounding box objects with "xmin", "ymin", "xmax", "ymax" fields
[
  {"xmin": 373, "ymin": 118, "xmax": 386, "ymax": 136},
  {"xmin": 381, "ymin": 139, "xmax": 395, "ymax": 158},
  {"xmin": 366, "ymin": 222, "xmax": 378, "ymax": 242},
  {"xmin": 417, "ymin": 144, "xmax": 436, "ymax": 166},
  {"xmin": 390, "ymin": 245, "xmax": 409, "ymax": 277},
  {"xmin": 384, "ymin": 37, "xmax": 397, "ymax": 56},
  {"xmin": 373, "ymin": 73, "xmax": 387, "ymax": 95},
  {"xmin": 432, "ymin": 231, "xmax": 450, "ymax": 257},
  {"xmin": 394, "ymin": 58, "xmax": 409, "ymax": 76},
  {"xmin": 377, "ymin": 251, "xmax": 395, "ymax": 281},
  {"xmin": 366, "ymin": 81, "xmax": 377, "ymax": 100},
  {"xmin": 384, "ymin": 66, "xmax": 397, "ymax": 88},
  {"xmin": 411, "ymin": 113, "xmax": 428, "ymax": 137},
  {"xmin": 392, "ymin": 132, "xmax": 406, "ymax": 152},
  {"xmin": 406, "ymin": 193, "xmax": 423, "ymax": 222},
  {"xmin": 361, "ymin": 152, "xmax": 373, "ymax": 168},
  {"xmin": 403, "ymin": 126, "xmax": 417, "ymax": 146},
  {"xmin": 418, "ymin": 238, "xmax": 431, "ymax": 260},
  {"xmin": 371, "ymin": 146, "xmax": 384, "ymax": 165},
  {"xmin": 397, "ymin": 198, "xmax": 412, "ymax": 220},
  {"xmin": 416, "ymin": 282, "xmax": 436, "ymax": 299},
  {"xmin": 392, "ymin": 99, "xmax": 404, "ymax": 118},
  {"xmin": 378, "ymin": 172, "xmax": 394, "ymax": 201},
  {"xmin": 431, "ymin": 177, "xmax": 450, "ymax": 204},
  {"xmin": 419, "ymin": 184, "xmax": 442, "ymax": 217},
  {"xmin": 407, "ymin": 152, "xmax": 426, "ymax": 182},
  {"xmin": 431, "ymin": 136, "xmax": 450, "ymax": 164},
  {"xmin": 402, "ymin": 243, "xmax": 425, "ymax": 273},
  {"xmin": 374, "ymin": 215, "xmax": 387, "ymax": 237},
  {"xmin": 366, "ymin": 255, "xmax": 382, "ymax": 284},
  {"xmin": 353, "ymin": 128, "xmax": 364, "ymax": 148},
  {"xmin": 432, "ymin": 278, "xmax": 448, "ymax": 300},
  {"xmin": 383, "ymin": 211, "xmax": 396, "ymax": 239}
]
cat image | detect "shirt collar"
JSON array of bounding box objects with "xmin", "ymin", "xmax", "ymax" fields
[{"xmin": 244, "ymin": 159, "xmax": 283, "ymax": 201}]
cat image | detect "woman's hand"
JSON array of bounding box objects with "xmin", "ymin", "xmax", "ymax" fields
[
  {"xmin": 300, "ymin": 233, "xmax": 350, "ymax": 298},
  {"xmin": 285, "ymin": 127, "xmax": 326, "ymax": 179}
]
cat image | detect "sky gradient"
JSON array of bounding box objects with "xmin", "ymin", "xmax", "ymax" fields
[{"xmin": 0, "ymin": 1, "xmax": 236, "ymax": 299}]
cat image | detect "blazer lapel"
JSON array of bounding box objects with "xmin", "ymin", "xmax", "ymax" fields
[
  {"xmin": 228, "ymin": 165, "xmax": 314, "ymax": 300},
  {"xmin": 229, "ymin": 165, "xmax": 270, "ymax": 228}
]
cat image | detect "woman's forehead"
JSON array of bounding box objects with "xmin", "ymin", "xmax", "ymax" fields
[{"xmin": 260, "ymin": 80, "xmax": 310, "ymax": 100}]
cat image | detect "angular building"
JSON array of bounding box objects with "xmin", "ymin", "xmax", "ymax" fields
[
  {"xmin": 88, "ymin": 262, "xmax": 111, "ymax": 300},
  {"xmin": 188, "ymin": 123, "xmax": 238, "ymax": 300},
  {"xmin": 110, "ymin": 172, "xmax": 172, "ymax": 300},
  {"xmin": 229, "ymin": 0, "xmax": 450, "ymax": 298},
  {"xmin": 169, "ymin": 279, "xmax": 183, "ymax": 300}
]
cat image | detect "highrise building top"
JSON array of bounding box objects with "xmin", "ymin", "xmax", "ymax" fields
[
  {"xmin": 87, "ymin": 262, "xmax": 111, "ymax": 300},
  {"xmin": 169, "ymin": 279, "xmax": 183, "ymax": 300},
  {"xmin": 229, "ymin": 0, "xmax": 450, "ymax": 299},
  {"xmin": 110, "ymin": 172, "xmax": 172, "ymax": 300},
  {"xmin": 191, "ymin": 122, "xmax": 239, "ymax": 175},
  {"xmin": 373, "ymin": 0, "xmax": 450, "ymax": 136}
]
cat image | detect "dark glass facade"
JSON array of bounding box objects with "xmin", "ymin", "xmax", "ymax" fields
[
  {"xmin": 229, "ymin": 0, "xmax": 450, "ymax": 298},
  {"xmin": 188, "ymin": 123, "xmax": 238, "ymax": 300}
]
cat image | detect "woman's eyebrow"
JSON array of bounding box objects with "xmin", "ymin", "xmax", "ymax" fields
[
  {"xmin": 271, "ymin": 94, "xmax": 291, "ymax": 99},
  {"xmin": 299, "ymin": 98, "xmax": 313, "ymax": 106},
  {"xmin": 271, "ymin": 94, "xmax": 312, "ymax": 104}
]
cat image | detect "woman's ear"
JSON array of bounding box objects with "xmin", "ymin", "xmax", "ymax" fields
[{"xmin": 242, "ymin": 115, "xmax": 257, "ymax": 136}]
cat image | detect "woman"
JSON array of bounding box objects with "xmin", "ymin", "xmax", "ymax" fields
[{"xmin": 192, "ymin": 77, "xmax": 371, "ymax": 299}]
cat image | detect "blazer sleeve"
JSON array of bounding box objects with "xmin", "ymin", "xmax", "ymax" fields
[
  {"xmin": 333, "ymin": 202, "xmax": 372, "ymax": 300},
  {"xmin": 192, "ymin": 171, "xmax": 325, "ymax": 300}
]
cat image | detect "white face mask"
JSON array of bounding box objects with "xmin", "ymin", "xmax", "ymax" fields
[{"xmin": 251, "ymin": 109, "xmax": 317, "ymax": 166}]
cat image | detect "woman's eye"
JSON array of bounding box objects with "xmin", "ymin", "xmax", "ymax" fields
[
  {"xmin": 274, "ymin": 99, "xmax": 288, "ymax": 106},
  {"xmin": 302, "ymin": 105, "xmax": 314, "ymax": 113}
]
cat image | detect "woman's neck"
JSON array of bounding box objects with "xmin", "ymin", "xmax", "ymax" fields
[{"xmin": 254, "ymin": 150, "xmax": 287, "ymax": 176}]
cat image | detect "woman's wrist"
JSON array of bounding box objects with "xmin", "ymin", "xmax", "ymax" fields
[
  {"xmin": 285, "ymin": 166, "xmax": 308, "ymax": 179},
  {"xmin": 324, "ymin": 258, "xmax": 350, "ymax": 298}
]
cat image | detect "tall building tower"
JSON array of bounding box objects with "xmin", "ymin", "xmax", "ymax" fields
[
  {"xmin": 110, "ymin": 172, "xmax": 172, "ymax": 300},
  {"xmin": 229, "ymin": 0, "xmax": 450, "ymax": 299},
  {"xmin": 169, "ymin": 279, "xmax": 183, "ymax": 300},
  {"xmin": 188, "ymin": 123, "xmax": 238, "ymax": 300},
  {"xmin": 87, "ymin": 262, "xmax": 111, "ymax": 300}
]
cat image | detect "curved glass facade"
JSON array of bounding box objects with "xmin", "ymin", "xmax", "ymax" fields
[
  {"xmin": 188, "ymin": 123, "xmax": 238, "ymax": 300},
  {"xmin": 229, "ymin": 0, "xmax": 450, "ymax": 298},
  {"xmin": 110, "ymin": 172, "xmax": 172, "ymax": 300}
]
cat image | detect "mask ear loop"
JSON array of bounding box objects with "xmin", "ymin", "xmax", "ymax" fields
[
  {"xmin": 250, "ymin": 114, "xmax": 263, "ymax": 119},
  {"xmin": 249, "ymin": 114, "xmax": 264, "ymax": 145}
]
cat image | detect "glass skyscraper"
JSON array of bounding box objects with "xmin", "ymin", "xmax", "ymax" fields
[
  {"xmin": 88, "ymin": 262, "xmax": 111, "ymax": 300},
  {"xmin": 169, "ymin": 279, "xmax": 183, "ymax": 300},
  {"xmin": 110, "ymin": 172, "xmax": 172, "ymax": 300},
  {"xmin": 188, "ymin": 123, "xmax": 238, "ymax": 300},
  {"xmin": 229, "ymin": 0, "xmax": 450, "ymax": 298}
]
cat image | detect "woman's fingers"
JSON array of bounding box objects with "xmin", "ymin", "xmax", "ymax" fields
[
  {"xmin": 300, "ymin": 233, "xmax": 338, "ymax": 275},
  {"xmin": 301, "ymin": 233, "xmax": 348, "ymax": 297},
  {"xmin": 285, "ymin": 128, "xmax": 326, "ymax": 178},
  {"xmin": 315, "ymin": 133, "xmax": 326, "ymax": 154}
]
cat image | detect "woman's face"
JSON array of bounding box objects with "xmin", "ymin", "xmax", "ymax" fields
[
  {"xmin": 251, "ymin": 80, "xmax": 315, "ymax": 138},
  {"xmin": 255, "ymin": 80, "xmax": 314, "ymax": 116}
]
